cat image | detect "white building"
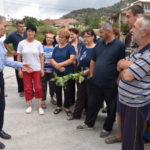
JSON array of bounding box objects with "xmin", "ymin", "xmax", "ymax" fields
[
  {"xmin": 132, "ymin": 0, "xmax": 150, "ymax": 15},
  {"xmin": 110, "ymin": 0, "xmax": 150, "ymax": 28}
]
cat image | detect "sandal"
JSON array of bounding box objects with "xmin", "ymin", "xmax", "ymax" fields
[
  {"xmin": 41, "ymin": 104, "xmax": 47, "ymax": 109},
  {"xmin": 51, "ymin": 99, "xmax": 57, "ymax": 105},
  {"xmin": 53, "ymin": 108, "xmax": 62, "ymax": 114},
  {"xmin": 66, "ymin": 111, "xmax": 73, "ymax": 120},
  {"xmin": 105, "ymin": 136, "xmax": 122, "ymax": 144}
]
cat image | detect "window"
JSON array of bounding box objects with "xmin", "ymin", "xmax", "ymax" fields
[{"xmin": 144, "ymin": 4, "xmax": 150, "ymax": 10}]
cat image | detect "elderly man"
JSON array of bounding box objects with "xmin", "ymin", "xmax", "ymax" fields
[
  {"xmin": 77, "ymin": 22, "xmax": 125, "ymax": 137},
  {"xmin": 105, "ymin": 4, "xmax": 144, "ymax": 144},
  {"xmin": 0, "ymin": 17, "xmax": 32, "ymax": 149},
  {"xmin": 117, "ymin": 16, "xmax": 150, "ymax": 150}
]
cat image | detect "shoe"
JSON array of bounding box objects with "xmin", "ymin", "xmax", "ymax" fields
[
  {"xmin": 19, "ymin": 92, "xmax": 24, "ymax": 97},
  {"xmin": 76, "ymin": 123, "xmax": 93, "ymax": 130},
  {"xmin": 100, "ymin": 129, "xmax": 111, "ymax": 138},
  {"xmin": 105, "ymin": 136, "xmax": 122, "ymax": 144},
  {"xmin": 0, "ymin": 130, "xmax": 11, "ymax": 139},
  {"xmin": 25, "ymin": 107, "xmax": 32, "ymax": 114},
  {"xmin": 0, "ymin": 141, "xmax": 5, "ymax": 149},
  {"xmin": 38, "ymin": 108, "xmax": 44, "ymax": 115}
]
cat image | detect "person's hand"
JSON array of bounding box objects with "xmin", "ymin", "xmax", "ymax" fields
[
  {"xmin": 41, "ymin": 70, "xmax": 45, "ymax": 77},
  {"xmin": 55, "ymin": 63, "xmax": 62, "ymax": 70},
  {"xmin": 11, "ymin": 50, "xmax": 17, "ymax": 56},
  {"xmin": 22, "ymin": 64, "xmax": 33, "ymax": 73},
  {"xmin": 82, "ymin": 70, "xmax": 89, "ymax": 76},
  {"xmin": 18, "ymin": 70, "xmax": 23, "ymax": 78},
  {"xmin": 59, "ymin": 67, "xmax": 66, "ymax": 72},
  {"xmin": 117, "ymin": 59, "xmax": 133, "ymax": 72}
]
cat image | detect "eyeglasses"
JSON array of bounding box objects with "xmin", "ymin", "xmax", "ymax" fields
[
  {"xmin": 59, "ymin": 36, "xmax": 66, "ymax": 39},
  {"xmin": 83, "ymin": 35, "xmax": 92, "ymax": 38}
]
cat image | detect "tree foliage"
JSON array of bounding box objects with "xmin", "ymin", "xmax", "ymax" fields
[{"xmin": 23, "ymin": 16, "xmax": 44, "ymax": 26}]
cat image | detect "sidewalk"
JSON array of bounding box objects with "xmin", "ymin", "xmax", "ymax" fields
[{"xmin": 2, "ymin": 66, "xmax": 149, "ymax": 150}]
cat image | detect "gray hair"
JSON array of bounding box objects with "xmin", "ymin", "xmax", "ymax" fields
[
  {"xmin": 139, "ymin": 15, "xmax": 150, "ymax": 32},
  {"xmin": 99, "ymin": 22, "xmax": 112, "ymax": 31},
  {"xmin": 0, "ymin": 16, "xmax": 6, "ymax": 24}
]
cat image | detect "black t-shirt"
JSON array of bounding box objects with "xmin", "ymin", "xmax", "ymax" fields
[{"xmin": 91, "ymin": 38, "xmax": 125, "ymax": 88}]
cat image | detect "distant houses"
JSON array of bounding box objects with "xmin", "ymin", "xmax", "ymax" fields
[
  {"xmin": 43, "ymin": 18, "xmax": 81, "ymax": 27},
  {"xmin": 110, "ymin": 0, "xmax": 150, "ymax": 27}
]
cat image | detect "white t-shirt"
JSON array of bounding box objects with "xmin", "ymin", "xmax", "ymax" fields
[{"xmin": 17, "ymin": 40, "xmax": 43, "ymax": 71}]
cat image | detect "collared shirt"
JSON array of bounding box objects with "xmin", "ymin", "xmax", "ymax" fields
[
  {"xmin": 0, "ymin": 39, "xmax": 22, "ymax": 72},
  {"xmin": 4, "ymin": 31, "xmax": 27, "ymax": 51},
  {"xmin": 119, "ymin": 43, "xmax": 150, "ymax": 107},
  {"xmin": 91, "ymin": 38, "xmax": 125, "ymax": 88},
  {"xmin": 78, "ymin": 46, "xmax": 95, "ymax": 71}
]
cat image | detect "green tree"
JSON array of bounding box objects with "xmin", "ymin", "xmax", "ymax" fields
[
  {"xmin": 84, "ymin": 16, "xmax": 90, "ymax": 26},
  {"xmin": 90, "ymin": 16, "xmax": 101, "ymax": 29},
  {"xmin": 121, "ymin": 23, "xmax": 130, "ymax": 35},
  {"xmin": 23, "ymin": 16, "xmax": 44, "ymax": 26}
]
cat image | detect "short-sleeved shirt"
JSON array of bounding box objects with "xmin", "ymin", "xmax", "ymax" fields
[
  {"xmin": 70, "ymin": 39, "xmax": 85, "ymax": 57},
  {"xmin": 17, "ymin": 40, "xmax": 43, "ymax": 71},
  {"xmin": 119, "ymin": 43, "xmax": 150, "ymax": 107},
  {"xmin": 78, "ymin": 46, "xmax": 95, "ymax": 71},
  {"xmin": 52, "ymin": 43, "xmax": 76, "ymax": 75},
  {"xmin": 91, "ymin": 38, "xmax": 125, "ymax": 88},
  {"xmin": 4, "ymin": 31, "xmax": 27, "ymax": 51},
  {"xmin": 43, "ymin": 46, "xmax": 54, "ymax": 73}
]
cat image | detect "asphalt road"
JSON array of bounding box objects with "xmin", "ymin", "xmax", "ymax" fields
[{"xmin": 2, "ymin": 66, "xmax": 149, "ymax": 150}]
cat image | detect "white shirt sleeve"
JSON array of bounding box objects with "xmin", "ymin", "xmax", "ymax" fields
[
  {"xmin": 17, "ymin": 42, "xmax": 23, "ymax": 54},
  {"xmin": 39, "ymin": 43, "xmax": 44, "ymax": 54}
]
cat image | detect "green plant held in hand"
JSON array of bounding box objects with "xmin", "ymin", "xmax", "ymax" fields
[{"xmin": 51, "ymin": 72, "xmax": 85, "ymax": 88}]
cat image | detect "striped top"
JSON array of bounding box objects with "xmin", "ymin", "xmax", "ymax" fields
[{"xmin": 119, "ymin": 43, "xmax": 150, "ymax": 107}]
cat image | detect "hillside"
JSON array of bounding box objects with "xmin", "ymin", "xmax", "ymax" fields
[{"xmin": 61, "ymin": 0, "xmax": 137, "ymax": 21}]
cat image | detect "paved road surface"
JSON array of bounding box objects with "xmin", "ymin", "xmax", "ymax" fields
[{"xmin": 2, "ymin": 66, "xmax": 149, "ymax": 150}]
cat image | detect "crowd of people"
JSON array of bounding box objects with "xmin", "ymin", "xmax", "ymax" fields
[{"xmin": 0, "ymin": 4, "xmax": 150, "ymax": 150}]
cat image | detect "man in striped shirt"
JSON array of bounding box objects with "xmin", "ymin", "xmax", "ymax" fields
[{"xmin": 117, "ymin": 16, "xmax": 150, "ymax": 150}]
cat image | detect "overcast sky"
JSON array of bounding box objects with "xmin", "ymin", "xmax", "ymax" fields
[{"xmin": 2, "ymin": 0, "xmax": 121, "ymax": 19}]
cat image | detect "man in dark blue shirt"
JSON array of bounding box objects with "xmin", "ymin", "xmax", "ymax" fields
[
  {"xmin": 4, "ymin": 21, "xmax": 27, "ymax": 97},
  {"xmin": 77, "ymin": 22, "xmax": 125, "ymax": 138}
]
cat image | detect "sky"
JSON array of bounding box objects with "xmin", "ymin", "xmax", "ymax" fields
[{"xmin": 2, "ymin": 0, "xmax": 121, "ymax": 19}]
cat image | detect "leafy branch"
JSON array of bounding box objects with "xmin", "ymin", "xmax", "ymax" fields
[{"xmin": 51, "ymin": 72, "xmax": 85, "ymax": 88}]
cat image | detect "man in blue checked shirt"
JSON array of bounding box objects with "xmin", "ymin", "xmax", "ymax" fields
[{"xmin": 0, "ymin": 18, "xmax": 32, "ymax": 149}]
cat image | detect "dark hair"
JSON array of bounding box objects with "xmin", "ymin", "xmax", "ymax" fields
[
  {"xmin": 43, "ymin": 32, "xmax": 57, "ymax": 47},
  {"xmin": 69, "ymin": 28, "xmax": 79, "ymax": 35},
  {"xmin": 127, "ymin": 5, "xmax": 144, "ymax": 16},
  {"xmin": 16, "ymin": 20, "xmax": 25, "ymax": 26},
  {"xmin": 82, "ymin": 29, "xmax": 97, "ymax": 43},
  {"xmin": 26, "ymin": 24, "xmax": 37, "ymax": 33}
]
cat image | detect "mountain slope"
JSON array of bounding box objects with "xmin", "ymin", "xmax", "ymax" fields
[{"xmin": 61, "ymin": 0, "xmax": 137, "ymax": 21}]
